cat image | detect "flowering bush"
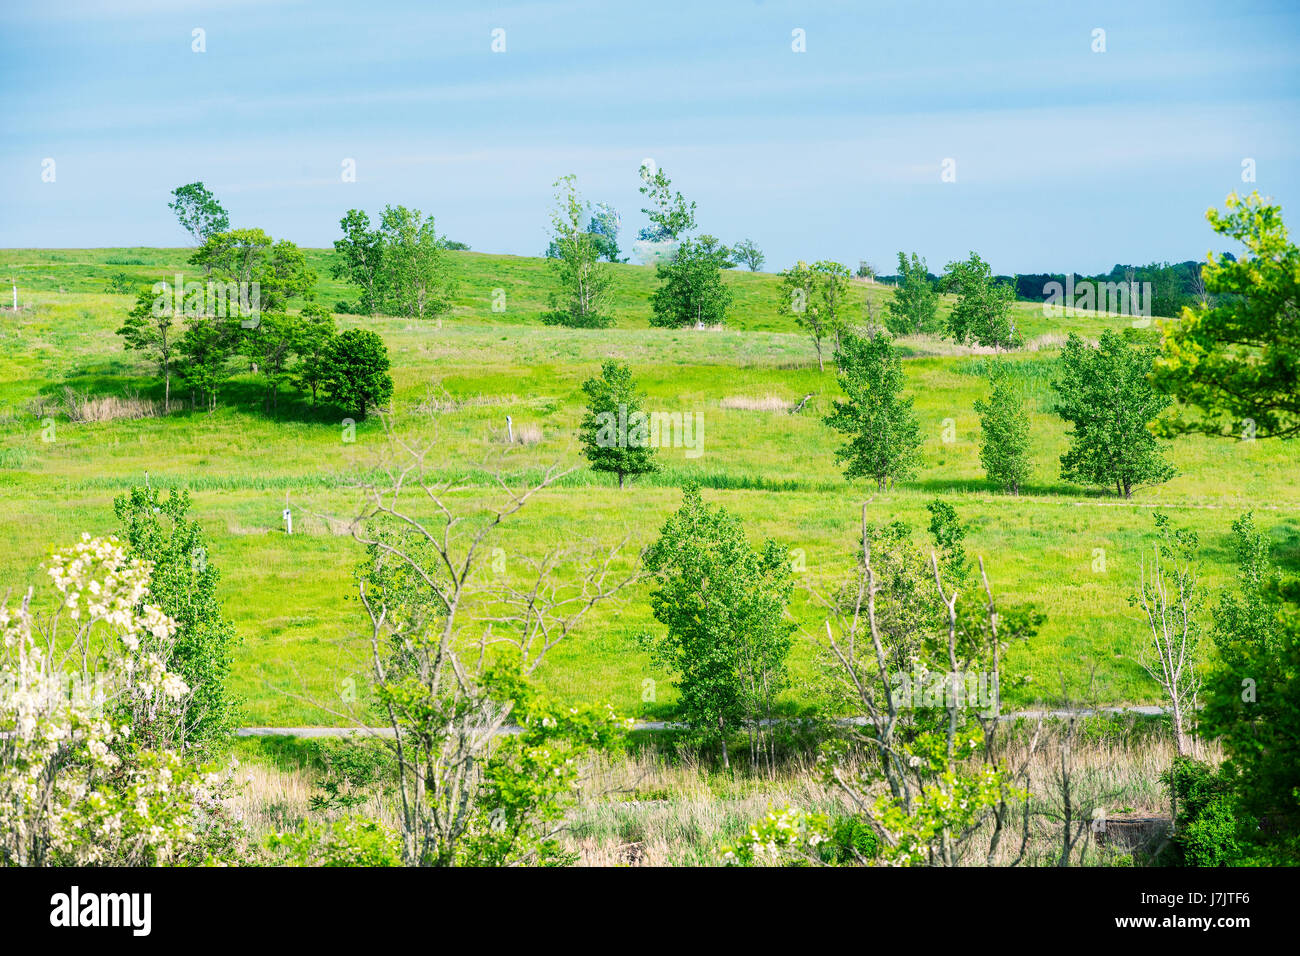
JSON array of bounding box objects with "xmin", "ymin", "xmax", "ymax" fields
[
  {"xmin": 722, "ymin": 805, "xmax": 830, "ymax": 866},
  {"xmin": 1, "ymin": 535, "xmax": 242, "ymax": 866}
]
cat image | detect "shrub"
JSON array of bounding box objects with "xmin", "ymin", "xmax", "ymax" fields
[{"xmin": 1162, "ymin": 756, "xmax": 1249, "ymax": 866}]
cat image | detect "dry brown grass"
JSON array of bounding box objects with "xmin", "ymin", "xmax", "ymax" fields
[
  {"xmin": 62, "ymin": 387, "xmax": 161, "ymax": 422},
  {"xmin": 490, "ymin": 421, "xmax": 543, "ymax": 445},
  {"xmin": 233, "ymin": 721, "xmax": 1201, "ymax": 866},
  {"xmin": 720, "ymin": 395, "xmax": 790, "ymax": 412}
]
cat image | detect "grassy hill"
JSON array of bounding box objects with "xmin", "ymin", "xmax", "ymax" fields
[{"xmin": 2, "ymin": 247, "xmax": 1297, "ymax": 724}]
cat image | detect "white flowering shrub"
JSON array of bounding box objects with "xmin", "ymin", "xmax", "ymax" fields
[
  {"xmin": 721, "ymin": 805, "xmax": 830, "ymax": 866},
  {"xmin": 1, "ymin": 535, "xmax": 241, "ymax": 866}
]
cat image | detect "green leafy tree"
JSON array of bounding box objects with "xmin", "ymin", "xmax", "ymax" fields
[
  {"xmin": 587, "ymin": 202, "xmax": 624, "ymax": 262},
  {"xmin": 781, "ymin": 260, "xmax": 853, "ymax": 371},
  {"xmin": 323, "ymin": 328, "xmax": 393, "ymax": 419},
  {"xmin": 331, "ymin": 209, "xmax": 385, "ymax": 315},
  {"xmin": 637, "ymin": 162, "xmax": 696, "ymax": 241},
  {"xmin": 942, "ymin": 252, "xmax": 1021, "ymax": 350},
  {"xmin": 577, "ymin": 360, "xmax": 657, "ymax": 488},
  {"xmin": 113, "ymin": 486, "xmax": 240, "ymax": 750},
  {"xmin": 972, "ymin": 364, "xmax": 1032, "ymax": 494},
  {"xmin": 1200, "ymin": 512, "xmax": 1300, "ymax": 862},
  {"xmin": 824, "ymin": 330, "xmax": 923, "ymax": 490},
  {"xmin": 884, "ymin": 251, "xmax": 939, "ymax": 336},
  {"xmin": 189, "ymin": 227, "xmax": 316, "ymax": 313},
  {"xmin": 376, "ymin": 205, "xmax": 454, "ymax": 319},
  {"xmin": 542, "ymin": 175, "xmax": 615, "ymax": 328},
  {"xmin": 926, "ymin": 499, "xmax": 970, "ymax": 589},
  {"xmin": 176, "ymin": 314, "xmax": 236, "ymax": 411},
  {"xmin": 1153, "ymin": 191, "xmax": 1300, "ymax": 438},
  {"xmin": 293, "ymin": 303, "xmax": 337, "ymax": 405},
  {"xmin": 641, "ymin": 486, "xmax": 795, "ymax": 771},
  {"xmin": 168, "ymin": 181, "xmax": 229, "ymax": 247},
  {"xmin": 732, "ymin": 238, "xmax": 765, "ymax": 272},
  {"xmin": 117, "ymin": 287, "xmax": 179, "ymax": 411},
  {"xmin": 649, "ymin": 236, "xmax": 733, "ymax": 328},
  {"xmin": 695, "ymin": 235, "xmax": 735, "ymax": 268},
  {"xmin": 1051, "ymin": 330, "xmax": 1175, "ymax": 498},
  {"xmin": 242, "ymin": 308, "xmax": 301, "ymax": 414}
]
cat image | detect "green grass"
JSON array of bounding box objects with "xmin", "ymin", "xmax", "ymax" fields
[{"xmin": 2, "ymin": 247, "xmax": 1297, "ymax": 725}]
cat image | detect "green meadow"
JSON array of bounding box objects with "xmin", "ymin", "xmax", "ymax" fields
[{"xmin": 2, "ymin": 248, "xmax": 1297, "ymax": 725}]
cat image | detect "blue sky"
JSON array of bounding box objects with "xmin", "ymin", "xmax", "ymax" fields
[{"xmin": 2, "ymin": 0, "xmax": 1298, "ymax": 273}]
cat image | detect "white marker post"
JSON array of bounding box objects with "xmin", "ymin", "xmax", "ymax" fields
[
  {"xmin": 10, "ymin": 279, "xmax": 16, "ymax": 312},
  {"xmin": 282, "ymin": 507, "xmax": 292, "ymax": 535},
  {"xmin": 505, "ymin": 414, "xmax": 514, "ymax": 444}
]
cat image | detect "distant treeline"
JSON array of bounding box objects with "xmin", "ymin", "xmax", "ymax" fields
[{"xmin": 876, "ymin": 257, "xmax": 1235, "ymax": 318}]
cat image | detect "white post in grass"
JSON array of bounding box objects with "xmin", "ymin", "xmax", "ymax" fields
[
  {"xmin": 505, "ymin": 414, "xmax": 514, "ymax": 444},
  {"xmin": 10, "ymin": 279, "xmax": 15, "ymax": 311}
]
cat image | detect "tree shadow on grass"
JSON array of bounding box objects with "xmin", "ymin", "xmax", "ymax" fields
[
  {"xmin": 49, "ymin": 366, "xmax": 351, "ymax": 426},
  {"xmin": 904, "ymin": 475, "xmax": 1118, "ymax": 501}
]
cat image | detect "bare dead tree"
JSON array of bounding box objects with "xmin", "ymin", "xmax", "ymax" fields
[
  {"xmin": 809, "ymin": 503, "xmax": 1040, "ymax": 865},
  {"xmin": 477, "ymin": 537, "xmax": 641, "ymax": 674},
  {"xmin": 337, "ymin": 415, "xmax": 640, "ymax": 865},
  {"xmin": 1134, "ymin": 542, "xmax": 1201, "ymax": 757},
  {"xmin": 1189, "ymin": 262, "xmax": 1210, "ymax": 309}
]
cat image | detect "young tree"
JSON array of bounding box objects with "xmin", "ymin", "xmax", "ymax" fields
[
  {"xmin": 637, "ymin": 162, "xmax": 696, "ymax": 241},
  {"xmin": 1131, "ymin": 512, "xmax": 1201, "ymax": 757},
  {"xmin": 732, "ymin": 239, "xmax": 765, "ymax": 272},
  {"xmin": 926, "ymin": 498, "xmax": 970, "ymax": 589},
  {"xmin": 649, "ymin": 236, "xmax": 733, "ymax": 328},
  {"xmin": 542, "ymin": 175, "xmax": 615, "ymax": 328},
  {"xmin": 810, "ymin": 505, "xmax": 1041, "ymax": 866},
  {"xmin": 114, "ymin": 486, "xmax": 240, "ymax": 751},
  {"xmin": 943, "ymin": 251, "xmax": 1021, "ymax": 351},
  {"xmin": 293, "ymin": 303, "xmax": 337, "ymax": 405},
  {"xmin": 779, "ymin": 260, "xmax": 852, "ymax": 371},
  {"xmin": 343, "ymin": 428, "xmax": 638, "ymax": 865},
  {"xmin": 972, "ymin": 364, "xmax": 1032, "ymax": 493},
  {"xmin": 824, "ymin": 330, "xmax": 923, "ymax": 490},
  {"xmin": 323, "ymin": 328, "xmax": 393, "ymax": 419},
  {"xmin": 641, "ymin": 485, "xmax": 795, "ymax": 772},
  {"xmin": 168, "ymin": 181, "xmax": 229, "ymax": 247},
  {"xmin": 780, "ymin": 261, "xmax": 822, "ymax": 368},
  {"xmin": 376, "ymin": 205, "xmax": 454, "ymax": 319},
  {"xmin": 1153, "ymin": 191, "xmax": 1300, "ymax": 438},
  {"xmin": 332, "ymin": 209, "xmax": 385, "ymax": 315},
  {"xmin": 117, "ymin": 287, "xmax": 179, "ymax": 411},
  {"xmin": 884, "ymin": 251, "xmax": 939, "ymax": 336},
  {"xmin": 577, "ymin": 360, "xmax": 657, "ymax": 488},
  {"xmin": 1051, "ymin": 330, "xmax": 1175, "ymax": 498}
]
